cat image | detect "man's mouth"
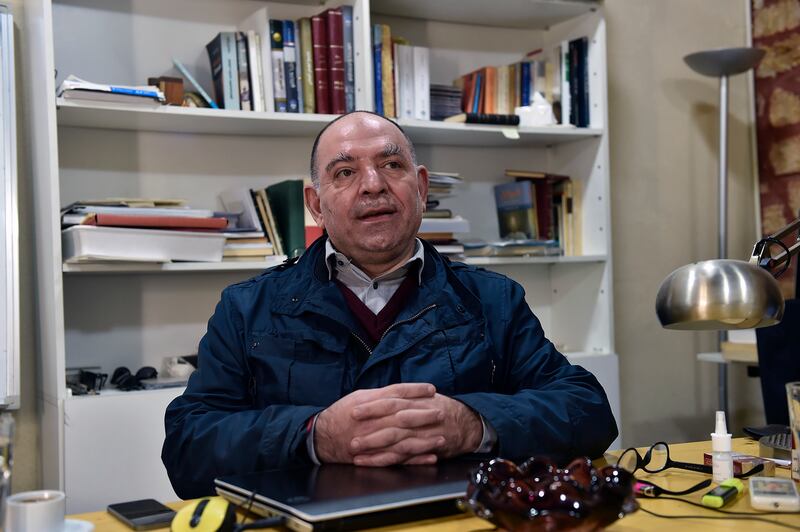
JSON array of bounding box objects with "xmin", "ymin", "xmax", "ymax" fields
[{"xmin": 357, "ymin": 207, "xmax": 397, "ymax": 220}]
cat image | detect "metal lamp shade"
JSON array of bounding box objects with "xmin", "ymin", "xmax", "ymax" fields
[
  {"xmin": 683, "ymin": 47, "xmax": 765, "ymax": 77},
  {"xmin": 656, "ymin": 259, "xmax": 785, "ymax": 330}
]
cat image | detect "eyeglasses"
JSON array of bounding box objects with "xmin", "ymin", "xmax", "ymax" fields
[{"xmin": 617, "ymin": 442, "xmax": 711, "ymax": 476}]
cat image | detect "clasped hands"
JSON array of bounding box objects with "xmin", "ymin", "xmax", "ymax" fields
[{"xmin": 314, "ymin": 383, "xmax": 483, "ymax": 466}]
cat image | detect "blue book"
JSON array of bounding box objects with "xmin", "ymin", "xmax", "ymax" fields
[
  {"xmin": 206, "ymin": 32, "xmax": 240, "ymax": 110},
  {"xmin": 493, "ymin": 181, "xmax": 538, "ymax": 240},
  {"xmin": 282, "ymin": 20, "xmax": 299, "ymax": 113},
  {"xmin": 342, "ymin": 6, "xmax": 356, "ymax": 112},
  {"xmin": 269, "ymin": 20, "xmax": 287, "ymax": 112},
  {"xmin": 472, "ymin": 72, "xmax": 481, "ymax": 113},
  {"xmin": 373, "ymin": 24, "xmax": 383, "ymax": 115},
  {"xmin": 520, "ymin": 61, "xmax": 531, "ymax": 106}
]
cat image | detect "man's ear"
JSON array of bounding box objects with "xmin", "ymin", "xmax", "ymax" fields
[
  {"xmin": 304, "ymin": 184, "xmax": 325, "ymax": 228},
  {"xmin": 416, "ymin": 165, "xmax": 429, "ymax": 210}
]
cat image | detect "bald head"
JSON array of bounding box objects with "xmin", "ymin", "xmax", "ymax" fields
[{"xmin": 309, "ymin": 111, "xmax": 417, "ymax": 187}]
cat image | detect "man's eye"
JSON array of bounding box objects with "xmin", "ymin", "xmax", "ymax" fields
[
  {"xmin": 385, "ymin": 161, "xmax": 402, "ymax": 169},
  {"xmin": 337, "ymin": 169, "xmax": 354, "ymax": 178}
]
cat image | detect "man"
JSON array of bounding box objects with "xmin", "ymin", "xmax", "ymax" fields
[{"xmin": 162, "ymin": 111, "xmax": 617, "ymax": 499}]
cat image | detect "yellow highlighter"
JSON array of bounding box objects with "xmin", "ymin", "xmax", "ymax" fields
[{"xmin": 702, "ymin": 478, "xmax": 745, "ymax": 508}]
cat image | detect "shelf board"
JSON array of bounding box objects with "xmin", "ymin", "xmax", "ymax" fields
[
  {"xmin": 62, "ymin": 256, "xmax": 287, "ymax": 274},
  {"xmin": 67, "ymin": 387, "xmax": 186, "ymax": 400},
  {"xmin": 371, "ymin": 0, "xmax": 598, "ymax": 29},
  {"xmin": 463, "ymin": 254, "xmax": 606, "ymax": 266},
  {"xmin": 56, "ymin": 100, "xmax": 602, "ymax": 147}
]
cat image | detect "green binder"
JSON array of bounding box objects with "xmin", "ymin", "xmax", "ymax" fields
[{"xmin": 266, "ymin": 180, "xmax": 306, "ymax": 258}]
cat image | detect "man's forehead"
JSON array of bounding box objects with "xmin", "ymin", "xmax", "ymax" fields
[{"xmin": 318, "ymin": 114, "xmax": 407, "ymax": 152}]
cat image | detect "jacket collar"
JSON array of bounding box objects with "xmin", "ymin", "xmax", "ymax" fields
[{"xmin": 270, "ymin": 237, "xmax": 483, "ymax": 333}]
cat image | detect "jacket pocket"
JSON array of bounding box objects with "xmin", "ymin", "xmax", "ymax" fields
[
  {"xmin": 440, "ymin": 320, "xmax": 496, "ymax": 394},
  {"xmin": 249, "ymin": 332, "xmax": 345, "ymax": 408}
]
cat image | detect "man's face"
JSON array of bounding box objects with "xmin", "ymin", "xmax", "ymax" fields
[{"xmin": 305, "ymin": 113, "xmax": 429, "ymax": 270}]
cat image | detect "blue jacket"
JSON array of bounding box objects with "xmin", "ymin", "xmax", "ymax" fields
[{"xmin": 162, "ymin": 238, "xmax": 617, "ymax": 499}]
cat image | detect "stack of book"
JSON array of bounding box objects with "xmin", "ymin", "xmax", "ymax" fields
[
  {"xmin": 493, "ymin": 168, "xmax": 581, "ymax": 256},
  {"xmin": 220, "ymin": 179, "xmax": 323, "ymax": 259},
  {"xmin": 420, "ymin": 172, "xmax": 468, "ymax": 257},
  {"xmin": 60, "ymin": 199, "xmax": 230, "ymax": 263},
  {"xmin": 206, "ymin": 4, "xmax": 357, "ymax": 113},
  {"xmin": 56, "ymin": 75, "xmax": 166, "ymax": 107},
  {"xmin": 430, "ymin": 84, "xmax": 462, "ymax": 121},
  {"xmin": 450, "ymin": 35, "xmax": 591, "ymax": 127},
  {"xmin": 223, "ymin": 236, "xmax": 274, "ymax": 262},
  {"xmin": 372, "ymin": 24, "xmax": 430, "ymax": 120}
]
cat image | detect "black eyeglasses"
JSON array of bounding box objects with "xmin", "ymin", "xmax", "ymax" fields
[{"xmin": 617, "ymin": 442, "xmax": 711, "ymax": 475}]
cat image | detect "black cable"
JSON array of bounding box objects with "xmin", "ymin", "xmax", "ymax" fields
[{"xmin": 638, "ymin": 497, "xmax": 800, "ymax": 530}]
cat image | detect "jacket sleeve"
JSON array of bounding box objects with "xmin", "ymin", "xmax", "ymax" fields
[
  {"xmin": 452, "ymin": 279, "xmax": 618, "ymax": 462},
  {"xmin": 161, "ymin": 289, "xmax": 324, "ymax": 499}
]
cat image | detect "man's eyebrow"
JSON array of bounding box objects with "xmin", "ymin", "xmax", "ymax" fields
[
  {"xmin": 380, "ymin": 143, "xmax": 403, "ymax": 158},
  {"xmin": 325, "ymin": 152, "xmax": 355, "ymax": 173}
]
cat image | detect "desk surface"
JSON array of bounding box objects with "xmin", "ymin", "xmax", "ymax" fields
[{"xmin": 71, "ymin": 439, "xmax": 800, "ymax": 531}]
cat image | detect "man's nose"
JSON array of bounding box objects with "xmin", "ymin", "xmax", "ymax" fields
[{"xmin": 359, "ymin": 165, "xmax": 388, "ymax": 194}]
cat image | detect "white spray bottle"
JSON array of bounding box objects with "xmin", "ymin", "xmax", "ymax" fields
[{"xmin": 711, "ymin": 410, "xmax": 733, "ymax": 483}]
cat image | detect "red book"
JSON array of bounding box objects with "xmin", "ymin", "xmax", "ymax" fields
[
  {"xmin": 325, "ymin": 8, "xmax": 346, "ymax": 114},
  {"xmin": 310, "ymin": 14, "xmax": 330, "ymax": 114},
  {"xmin": 87, "ymin": 213, "xmax": 229, "ymax": 231}
]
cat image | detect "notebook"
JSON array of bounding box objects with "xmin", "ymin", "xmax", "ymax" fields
[{"xmin": 214, "ymin": 461, "xmax": 475, "ymax": 531}]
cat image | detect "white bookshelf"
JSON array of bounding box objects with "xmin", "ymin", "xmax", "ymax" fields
[{"xmin": 24, "ymin": 0, "xmax": 616, "ymax": 513}]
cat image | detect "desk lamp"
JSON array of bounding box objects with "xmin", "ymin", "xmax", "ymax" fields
[{"xmin": 660, "ymin": 47, "xmax": 764, "ymax": 416}]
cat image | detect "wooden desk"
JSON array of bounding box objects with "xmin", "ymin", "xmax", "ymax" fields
[{"xmin": 71, "ymin": 439, "xmax": 800, "ymax": 531}]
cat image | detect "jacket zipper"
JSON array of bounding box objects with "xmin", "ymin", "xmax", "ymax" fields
[
  {"xmin": 379, "ymin": 303, "xmax": 437, "ymax": 343},
  {"xmin": 349, "ymin": 303, "xmax": 438, "ymax": 358}
]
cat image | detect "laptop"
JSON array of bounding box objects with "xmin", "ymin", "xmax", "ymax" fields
[{"xmin": 214, "ymin": 461, "xmax": 477, "ymax": 531}]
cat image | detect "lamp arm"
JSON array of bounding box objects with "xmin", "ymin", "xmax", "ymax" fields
[{"xmin": 750, "ymin": 216, "xmax": 800, "ymax": 273}]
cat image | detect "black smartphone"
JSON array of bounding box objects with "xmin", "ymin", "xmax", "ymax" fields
[{"xmin": 107, "ymin": 498, "xmax": 176, "ymax": 530}]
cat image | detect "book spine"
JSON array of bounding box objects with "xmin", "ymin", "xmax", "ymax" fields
[
  {"xmin": 245, "ymin": 31, "xmax": 263, "ymax": 112},
  {"xmin": 464, "ymin": 113, "xmax": 520, "ymax": 125},
  {"xmin": 205, "ymin": 34, "xmax": 225, "ymax": 108},
  {"xmin": 282, "ymin": 20, "xmax": 299, "ymax": 112},
  {"xmin": 472, "ymin": 72, "xmax": 482, "ymax": 114},
  {"xmin": 484, "ymin": 66, "xmax": 496, "ymax": 114},
  {"xmin": 294, "ymin": 20, "xmax": 304, "ymax": 113},
  {"xmin": 222, "ymin": 32, "xmax": 240, "ymax": 110},
  {"xmin": 496, "ymin": 65, "xmax": 508, "ymax": 114},
  {"xmin": 560, "ymin": 41, "xmax": 571, "ymax": 125},
  {"xmin": 326, "ymin": 8, "xmax": 346, "ymax": 114},
  {"xmin": 269, "ymin": 20, "xmax": 287, "ymax": 112},
  {"xmin": 412, "ymin": 46, "xmax": 429, "ymax": 120},
  {"xmin": 92, "ymin": 214, "xmax": 229, "ymax": 230},
  {"xmin": 341, "ymin": 5, "xmax": 356, "ymax": 113},
  {"xmin": 372, "ymin": 25, "xmax": 383, "ymax": 115},
  {"xmin": 236, "ymin": 32, "xmax": 252, "ymax": 111},
  {"xmin": 569, "ymin": 39, "xmax": 579, "ymax": 126},
  {"xmin": 380, "ymin": 24, "xmax": 395, "ymax": 117},
  {"xmin": 521, "ymin": 61, "xmax": 531, "ymax": 107},
  {"xmin": 579, "ymin": 37, "xmax": 590, "ymax": 127},
  {"xmin": 311, "ymin": 14, "xmax": 330, "ymax": 114},
  {"xmin": 299, "ymin": 18, "xmax": 316, "ymax": 113}
]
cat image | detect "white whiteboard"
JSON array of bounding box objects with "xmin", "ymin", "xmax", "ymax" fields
[{"xmin": 0, "ymin": 5, "xmax": 19, "ymax": 409}]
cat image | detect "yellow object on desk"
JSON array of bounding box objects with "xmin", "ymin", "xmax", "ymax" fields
[{"xmin": 70, "ymin": 439, "xmax": 800, "ymax": 532}]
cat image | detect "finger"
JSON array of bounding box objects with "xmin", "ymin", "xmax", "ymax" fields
[
  {"xmin": 403, "ymin": 454, "xmax": 438, "ymax": 465},
  {"xmin": 379, "ymin": 382, "xmax": 436, "ymax": 399},
  {"xmin": 353, "ymin": 451, "xmax": 409, "ymax": 467},
  {"xmin": 394, "ymin": 408, "xmax": 444, "ymax": 428},
  {"xmin": 351, "ymin": 427, "xmax": 411, "ymax": 453},
  {"xmin": 351, "ymin": 396, "xmax": 440, "ymax": 421},
  {"xmin": 353, "ymin": 430, "xmax": 446, "ymax": 455}
]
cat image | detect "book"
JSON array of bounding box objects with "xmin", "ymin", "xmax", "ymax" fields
[
  {"xmin": 419, "ymin": 216, "xmax": 470, "ymax": 234},
  {"xmin": 298, "ymin": 18, "xmax": 315, "ymax": 113},
  {"xmin": 56, "ymin": 75, "xmax": 165, "ymax": 104},
  {"xmin": 206, "ymin": 32, "xmax": 240, "ymax": 110},
  {"xmin": 311, "ymin": 13, "xmax": 330, "ymax": 114},
  {"xmin": 219, "ymin": 187, "xmax": 263, "ymax": 232},
  {"xmin": 269, "ymin": 20, "xmax": 287, "ymax": 112},
  {"xmin": 489, "ymin": 239, "xmax": 561, "ymax": 256},
  {"xmin": 444, "ymin": 113, "xmax": 520, "ymax": 125},
  {"xmin": 380, "ymin": 24, "xmax": 395, "ymax": 117},
  {"xmin": 483, "ymin": 66, "xmax": 497, "ymax": 114},
  {"xmin": 62, "ymin": 226, "xmax": 226, "ymax": 263},
  {"xmin": 494, "ymin": 181, "xmax": 538, "ymax": 240},
  {"xmin": 325, "ymin": 8, "xmax": 346, "ymax": 114},
  {"xmin": 235, "ymin": 32, "xmax": 252, "ymax": 111},
  {"xmin": 238, "ymin": 6, "xmax": 275, "ymax": 112},
  {"xmin": 372, "ymin": 24, "xmax": 383, "ymax": 115},
  {"xmin": 295, "ymin": 21, "xmax": 304, "ymax": 113},
  {"xmin": 341, "ymin": 5, "xmax": 356, "ymax": 113},
  {"xmin": 282, "ymin": 20, "xmax": 299, "ymax": 113},
  {"xmin": 412, "ymin": 46, "xmax": 430, "ymax": 120},
  {"xmin": 560, "ymin": 40, "xmax": 571, "ymax": 125},
  {"xmin": 243, "ymin": 30, "xmax": 263, "ymax": 112},
  {"xmin": 223, "ymin": 246, "xmax": 275, "ymax": 257},
  {"xmin": 266, "ymin": 180, "xmax": 306, "ymax": 258},
  {"xmin": 422, "ymin": 209, "xmax": 453, "ymax": 218},
  {"xmin": 253, "ymin": 189, "xmax": 283, "ymax": 255},
  {"xmin": 172, "ymin": 58, "xmax": 218, "ymax": 109},
  {"xmin": 67, "ymin": 205, "xmax": 218, "ymax": 219},
  {"xmin": 394, "ymin": 43, "xmax": 414, "ymax": 119},
  {"xmin": 85, "ymin": 213, "xmax": 229, "ymax": 231}
]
